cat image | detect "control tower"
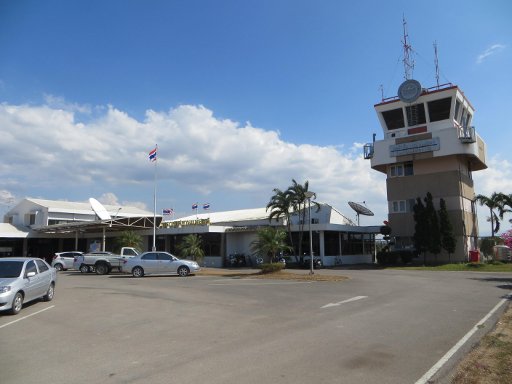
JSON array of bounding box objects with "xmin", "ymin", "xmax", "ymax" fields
[{"xmin": 364, "ymin": 75, "xmax": 487, "ymax": 262}]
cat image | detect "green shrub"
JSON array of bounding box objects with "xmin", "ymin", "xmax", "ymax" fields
[
  {"xmin": 466, "ymin": 262, "xmax": 484, "ymax": 268},
  {"xmin": 377, "ymin": 250, "xmax": 416, "ymax": 265},
  {"xmin": 259, "ymin": 263, "xmax": 285, "ymax": 274}
]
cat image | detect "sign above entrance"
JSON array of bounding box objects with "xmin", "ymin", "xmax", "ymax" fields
[
  {"xmin": 161, "ymin": 218, "xmax": 210, "ymax": 228},
  {"xmin": 389, "ymin": 137, "xmax": 440, "ymax": 157}
]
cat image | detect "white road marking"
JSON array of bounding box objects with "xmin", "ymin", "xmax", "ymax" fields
[
  {"xmin": 0, "ymin": 305, "xmax": 55, "ymax": 329},
  {"xmin": 321, "ymin": 295, "xmax": 368, "ymax": 308},
  {"xmin": 415, "ymin": 294, "xmax": 512, "ymax": 384}
]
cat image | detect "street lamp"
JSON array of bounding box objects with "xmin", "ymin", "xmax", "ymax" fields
[{"xmin": 304, "ymin": 191, "xmax": 316, "ymax": 275}]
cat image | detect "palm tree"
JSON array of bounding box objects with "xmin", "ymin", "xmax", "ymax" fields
[
  {"xmin": 250, "ymin": 227, "xmax": 293, "ymax": 264},
  {"xmin": 475, "ymin": 192, "xmax": 506, "ymax": 237},
  {"xmin": 286, "ymin": 179, "xmax": 320, "ymax": 261},
  {"xmin": 115, "ymin": 230, "xmax": 143, "ymax": 252},
  {"xmin": 178, "ymin": 234, "xmax": 205, "ymax": 264},
  {"xmin": 266, "ymin": 188, "xmax": 294, "ymax": 258},
  {"xmin": 498, "ymin": 193, "xmax": 512, "ymax": 224}
]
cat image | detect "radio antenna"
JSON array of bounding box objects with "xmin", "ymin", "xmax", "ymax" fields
[
  {"xmin": 402, "ymin": 15, "xmax": 414, "ymax": 80},
  {"xmin": 433, "ymin": 41, "xmax": 440, "ymax": 88}
]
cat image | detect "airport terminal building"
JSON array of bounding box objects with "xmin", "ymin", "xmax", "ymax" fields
[{"xmin": 1, "ymin": 198, "xmax": 381, "ymax": 267}]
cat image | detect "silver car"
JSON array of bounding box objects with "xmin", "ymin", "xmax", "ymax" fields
[
  {"xmin": 51, "ymin": 251, "xmax": 83, "ymax": 271},
  {"xmin": 0, "ymin": 257, "xmax": 57, "ymax": 315},
  {"xmin": 121, "ymin": 251, "xmax": 200, "ymax": 277}
]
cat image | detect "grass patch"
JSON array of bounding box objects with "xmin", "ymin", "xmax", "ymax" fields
[
  {"xmin": 451, "ymin": 309, "xmax": 512, "ymax": 384},
  {"xmin": 387, "ymin": 262, "xmax": 512, "ymax": 273}
]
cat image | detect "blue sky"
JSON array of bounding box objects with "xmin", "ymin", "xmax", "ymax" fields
[{"xmin": 1, "ymin": 0, "xmax": 511, "ymax": 236}]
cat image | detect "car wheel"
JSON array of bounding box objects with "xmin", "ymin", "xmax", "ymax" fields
[
  {"xmin": 10, "ymin": 292, "xmax": 23, "ymax": 315},
  {"xmin": 95, "ymin": 263, "xmax": 109, "ymax": 275},
  {"xmin": 177, "ymin": 266, "xmax": 190, "ymax": 277},
  {"xmin": 54, "ymin": 263, "xmax": 64, "ymax": 271},
  {"xmin": 132, "ymin": 266, "xmax": 144, "ymax": 277},
  {"xmin": 79, "ymin": 264, "xmax": 90, "ymax": 273},
  {"xmin": 43, "ymin": 283, "xmax": 55, "ymax": 301}
]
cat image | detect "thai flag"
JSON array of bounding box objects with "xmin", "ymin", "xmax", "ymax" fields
[
  {"xmin": 148, "ymin": 147, "xmax": 157, "ymax": 162},
  {"xmin": 192, "ymin": 203, "xmax": 198, "ymax": 210},
  {"xmin": 162, "ymin": 208, "xmax": 173, "ymax": 215},
  {"xmin": 203, "ymin": 203, "xmax": 210, "ymax": 210}
]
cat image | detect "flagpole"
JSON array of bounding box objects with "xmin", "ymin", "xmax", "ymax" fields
[{"xmin": 152, "ymin": 144, "xmax": 158, "ymax": 251}]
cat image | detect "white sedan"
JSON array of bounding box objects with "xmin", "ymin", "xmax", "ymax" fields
[
  {"xmin": 121, "ymin": 251, "xmax": 200, "ymax": 277},
  {"xmin": 0, "ymin": 257, "xmax": 57, "ymax": 315}
]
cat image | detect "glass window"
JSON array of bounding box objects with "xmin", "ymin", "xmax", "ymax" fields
[
  {"xmin": 390, "ymin": 163, "xmax": 413, "ymax": 177},
  {"xmin": 404, "ymin": 162, "xmax": 414, "ymax": 176},
  {"xmin": 406, "ymin": 103, "xmax": 426, "ymax": 126},
  {"xmin": 0, "ymin": 261, "xmax": 24, "ymax": 278},
  {"xmin": 35, "ymin": 259, "xmax": 49, "ymax": 272},
  {"xmin": 465, "ymin": 113, "xmax": 472, "ymax": 128},
  {"xmin": 428, "ymin": 97, "xmax": 452, "ymax": 122},
  {"xmin": 454, "ymin": 99, "xmax": 461, "ymax": 123},
  {"xmin": 382, "ymin": 108, "xmax": 405, "ymax": 130},
  {"xmin": 25, "ymin": 260, "xmax": 38, "ymax": 276},
  {"xmin": 392, "ymin": 201, "xmax": 407, "ymax": 213},
  {"xmin": 157, "ymin": 253, "xmax": 172, "ymax": 261},
  {"xmin": 390, "ymin": 164, "xmax": 404, "ymax": 177},
  {"xmin": 460, "ymin": 108, "xmax": 467, "ymax": 127},
  {"xmin": 142, "ymin": 253, "xmax": 158, "ymax": 260}
]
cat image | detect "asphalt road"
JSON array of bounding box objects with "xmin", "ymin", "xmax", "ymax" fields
[{"xmin": 1, "ymin": 268, "xmax": 510, "ymax": 384}]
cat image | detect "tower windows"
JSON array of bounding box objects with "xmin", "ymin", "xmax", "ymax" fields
[
  {"xmin": 390, "ymin": 199, "xmax": 416, "ymax": 213},
  {"xmin": 389, "ymin": 162, "xmax": 414, "ymax": 177},
  {"xmin": 428, "ymin": 97, "xmax": 452, "ymax": 122},
  {"xmin": 454, "ymin": 99, "xmax": 461, "ymax": 122},
  {"xmin": 406, "ymin": 103, "xmax": 426, "ymax": 126},
  {"xmin": 382, "ymin": 108, "xmax": 405, "ymax": 130}
]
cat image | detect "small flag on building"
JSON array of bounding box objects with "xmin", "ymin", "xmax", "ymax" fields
[
  {"xmin": 192, "ymin": 203, "xmax": 198, "ymax": 210},
  {"xmin": 203, "ymin": 203, "xmax": 210, "ymax": 210},
  {"xmin": 148, "ymin": 147, "xmax": 157, "ymax": 162},
  {"xmin": 162, "ymin": 208, "xmax": 174, "ymax": 215}
]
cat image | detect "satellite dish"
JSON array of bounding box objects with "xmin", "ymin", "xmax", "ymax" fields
[
  {"xmin": 89, "ymin": 198, "xmax": 111, "ymax": 220},
  {"xmin": 398, "ymin": 79, "xmax": 422, "ymax": 103},
  {"xmin": 348, "ymin": 202, "xmax": 374, "ymax": 225}
]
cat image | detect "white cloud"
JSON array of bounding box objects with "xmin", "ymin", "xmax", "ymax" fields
[
  {"xmin": 476, "ymin": 44, "xmax": 506, "ymax": 64},
  {"xmin": 473, "ymin": 155, "xmax": 512, "ymax": 236},
  {"xmin": 0, "ymin": 190, "xmax": 15, "ymax": 206},
  {"xmin": 43, "ymin": 94, "xmax": 92, "ymax": 114},
  {"xmin": 0, "ymin": 101, "xmax": 389, "ymax": 224},
  {"xmin": 4, "ymin": 99, "xmax": 512, "ymax": 232}
]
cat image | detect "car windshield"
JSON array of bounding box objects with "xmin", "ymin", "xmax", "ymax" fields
[{"xmin": 0, "ymin": 261, "xmax": 24, "ymax": 278}]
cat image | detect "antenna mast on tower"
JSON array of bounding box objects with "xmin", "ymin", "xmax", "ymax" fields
[
  {"xmin": 402, "ymin": 16, "xmax": 414, "ymax": 80},
  {"xmin": 433, "ymin": 41, "xmax": 440, "ymax": 88}
]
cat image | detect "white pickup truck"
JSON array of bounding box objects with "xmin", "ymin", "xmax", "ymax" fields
[{"xmin": 73, "ymin": 247, "xmax": 140, "ymax": 275}]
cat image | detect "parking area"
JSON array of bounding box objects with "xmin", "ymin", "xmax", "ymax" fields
[{"xmin": 1, "ymin": 269, "xmax": 511, "ymax": 384}]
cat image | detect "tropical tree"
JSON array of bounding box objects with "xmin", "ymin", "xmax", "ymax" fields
[
  {"xmin": 475, "ymin": 192, "xmax": 506, "ymax": 237},
  {"xmin": 424, "ymin": 192, "xmax": 441, "ymax": 261},
  {"xmin": 286, "ymin": 179, "xmax": 320, "ymax": 261},
  {"xmin": 250, "ymin": 227, "xmax": 293, "ymax": 264},
  {"xmin": 266, "ymin": 188, "xmax": 295, "ymax": 257},
  {"xmin": 438, "ymin": 198, "xmax": 457, "ymax": 262},
  {"xmin": 178, "ymin": 234, "xmax": 205, "ymax": 264},
  {"xmin": 498, "ymin": 193, "xmax": 512, "ymax": 224},
  {"xmin": 413, "ymin": 196, "xmax": 428, "ymax": 264},
  {"xmin": 500, "ymin": 229, "xmax": 512, "ymax": 248},
  {"xmin": 115, "ymin": 230, "xmax": 143, "ymax": 252}
]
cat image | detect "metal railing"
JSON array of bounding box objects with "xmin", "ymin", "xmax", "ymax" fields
[{"xmin": 458, "ymin": 126, "xmax": 476, "ymax": 143}]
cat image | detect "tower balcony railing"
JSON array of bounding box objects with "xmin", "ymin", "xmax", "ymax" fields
[
  {"xmin": 458, "ymin": 125, "xmax": 476, "ymax": 144},
  {"xmin": 363, "ymin": 143, "xmax": 374, "ymax": 159}
]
